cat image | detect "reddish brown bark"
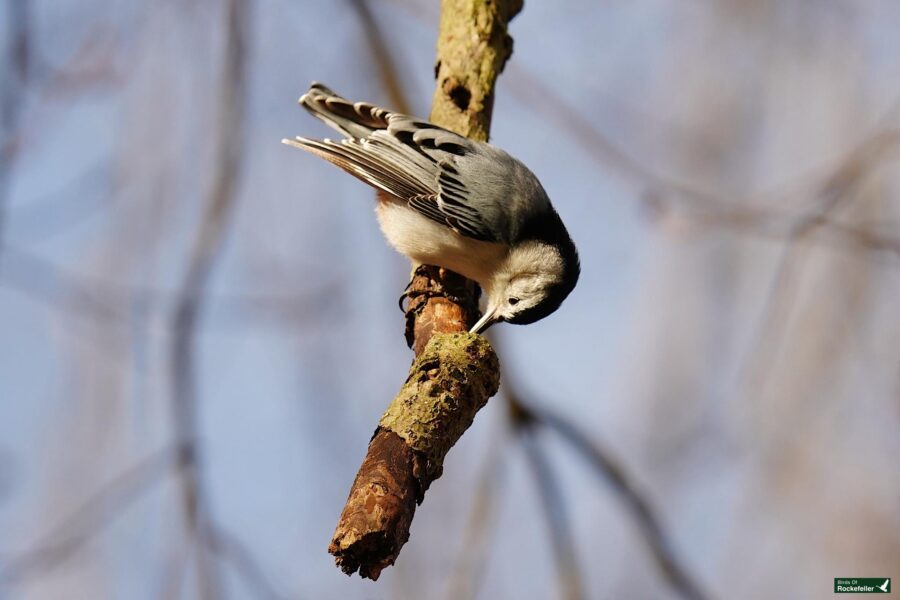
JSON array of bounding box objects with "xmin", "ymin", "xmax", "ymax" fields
[
  {"xmin": 327, "ymin": 429, "xmax": 420, "ymax": 580},
  {"xmin": 404, "ymin": 265, "xmax": 480, "ymax": 354},
  {"xmin": 329, "ymin": 332, "xmax": 500, "ymax": 579}
]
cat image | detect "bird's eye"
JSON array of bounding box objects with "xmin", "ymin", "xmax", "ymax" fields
[{"xmin": 508, "ymin": 297, "xmax": 520, "ymax": 306}]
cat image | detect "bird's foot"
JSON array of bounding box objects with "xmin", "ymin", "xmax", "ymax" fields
[{"xmin": 398, "ymin": 287, "xmax": 468, "ymax": 313}]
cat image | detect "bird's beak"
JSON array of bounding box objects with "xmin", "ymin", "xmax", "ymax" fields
[{"xmin": 470, "ymin": 305, "xmax": 501, "ymax": 334}]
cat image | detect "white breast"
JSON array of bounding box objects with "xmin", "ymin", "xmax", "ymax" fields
[{"xmin": 375, "ymin": 200, "xmax": 507, "ymax": 288}]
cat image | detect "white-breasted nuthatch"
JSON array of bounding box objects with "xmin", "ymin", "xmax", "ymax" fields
[{"xmin": 283, "ymin": 83, "xmax": 579, "ymax": 333}]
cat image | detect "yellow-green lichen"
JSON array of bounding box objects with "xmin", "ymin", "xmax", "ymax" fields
[
  {"xmin": 379, "ymin": 333, "xmax": 500, "ymax": 485},
  {"xmin": 429, "ymin": 0, "xmax": 523, "ymax": 140}
]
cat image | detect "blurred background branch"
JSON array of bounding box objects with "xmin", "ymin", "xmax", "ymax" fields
[
  {"xmin": 518, "ymin": 422, "xmax": 586, "ymax": 600},
  {"xmin": 0, "ymin": 445, "xmax": 177, "ymax": 586},
  {"xmin": 168, "ymin": 0, "xmax": 251, "ymax": 597},
  {"xmin": 505, "ymin": 384, "xmax": 711, "ymax": 600},
  {"xmin": 349, "ymin": 0, "xmax": 412, "ymax": 115},
  {"xmin": 0, "ymin": 0, "xmax": 31, "ymax": 247}
]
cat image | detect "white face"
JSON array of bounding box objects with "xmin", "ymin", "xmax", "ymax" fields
[
  {"xmin": 491, "ymin": 275, "xmax": 554, "ymax": 321},
  {"xmin": 470, "ymin": 241, "xmax": 567, "ymax": 333}
]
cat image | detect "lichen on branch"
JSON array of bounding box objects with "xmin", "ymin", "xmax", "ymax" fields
[
  {"xmin": 380, "ymin": 333, "xmax": 500, "ymax": 491},
  {"xmin": 329, "ymin": 333, "xmax": 499, "ymax": 580},
  {"xmin": 431, "ymin": 0, "xmax": 523, "ymax": 141}
]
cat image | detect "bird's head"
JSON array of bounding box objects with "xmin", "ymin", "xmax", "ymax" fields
[{"xmin": 470, "ymin": 237, "xmax": 580, "ymax": 334}]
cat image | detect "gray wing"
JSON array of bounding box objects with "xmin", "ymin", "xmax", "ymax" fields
[{"xmin": 283, "ymin": 84, "xmax": 499, "ymax": 242}]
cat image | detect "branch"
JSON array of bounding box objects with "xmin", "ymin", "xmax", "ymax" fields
[
  {"xmin": 509, "ymin": 398, "xmax": 710, "ymax": 600},
  {"xmin": 349, "ymin": 0, "xmax": 412, "ymax": 115},
  {"xmin": 0, "ymin": 245, "xmax": 337, "ymax": 331},
  {"xmin": 329, "ymin": 333, "xmax": 500, "ymax": 578},
  {"xmin": 328, "ymin": 0, "xmax": 522, "ymax": 579},
  {"xmin": 440, "ymin": 422, "xmax": 507, "ymax": 600},
  {"xmin": 428, "ymin": 0, "xmax": 522, "ymax": 141},
  {"xmin": 519, "ymin": 428, "xmax": 586, "ymax": 600},
  {"xmin": 168, "ymin": 0, "xmax": 250, "ymax": 598},
  {"xmin": 734, "ymin": 130, "xmax": 896, "ymax": 399},
  {"xmin": 203, "ymin": 523, "xmax": 293, "ymax": 600},
  {"xmin": 0, "ymin": 446, "xmax": 176, "ymax": 585},
  {"xmin": 0, "ymin": 0, "xmax": 31, "ymax": 249}
]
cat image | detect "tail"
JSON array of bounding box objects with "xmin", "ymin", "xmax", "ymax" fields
[
  {"xmin": 282, "ymin": 82, "xmax": 470, "ymax": 203},
  {"xmin": 297, "ymin": 82, "xmax": 393, "ymax": 140}
]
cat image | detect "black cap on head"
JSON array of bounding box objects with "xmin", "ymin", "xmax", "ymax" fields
[{"xmin": 505, "ymin": 210, "xmax": 580, "ymax": 325}]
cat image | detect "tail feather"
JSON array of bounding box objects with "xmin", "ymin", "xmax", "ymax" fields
[
  {"xmin": 299, "ymin": 82, "xmax": 392, "ymax": 140},
  {"xmin": 281, "ymin": 136, "xmax": 428, "ymax": 200}
]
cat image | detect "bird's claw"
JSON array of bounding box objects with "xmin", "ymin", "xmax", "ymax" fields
[{"xmin": 398, "ymin": 288, "xmax": 468, "ymax": 314}]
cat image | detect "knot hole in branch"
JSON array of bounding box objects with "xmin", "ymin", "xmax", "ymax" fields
[{"xmin": 443, "ymin": 77, "xmax": 471, "ymax": 111}]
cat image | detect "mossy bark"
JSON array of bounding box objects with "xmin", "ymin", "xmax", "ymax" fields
[
  {"xmin": 380, "ymin": 333, "xmax": 500, "ymax": 489},
  {"xmin": 431, "ymin": 0, "xmax": 523, "ymax": 141},
  {"xmin": 328, "ymin": 0, "xmax": 522, "ymax": 580},
  {"xmin": 329, "ymin": 335, "xmax": 499, "ymax": 579}
]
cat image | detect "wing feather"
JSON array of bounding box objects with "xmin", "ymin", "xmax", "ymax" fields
[{"xmin": 286, "ymin": 84, "xmax": 502, "ymax": 242}]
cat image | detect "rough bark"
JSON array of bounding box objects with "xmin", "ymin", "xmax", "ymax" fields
[
  {"xmin": 404, "ymin": 263, "xmax": 481, "ymax": 354},
  {"xmin": 329, "ymin": 334, "xmax": 500, "ymax": 579},
  {"xmin": 328, "ymin": 0, "xmax": 521, "ymax": 580},
  {"xmin": 430, "ymin": 0, "xmax": 522, "ymax": 141}
]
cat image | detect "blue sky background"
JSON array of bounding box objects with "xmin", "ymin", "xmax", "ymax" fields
[{"xmin": 1, "ymin": 1, "xmax": 899, "ymax": 599}]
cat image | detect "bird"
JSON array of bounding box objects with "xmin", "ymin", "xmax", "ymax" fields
[{"xmin": 282, "ymin": 83, "xmax": 579, "ymax": 334}]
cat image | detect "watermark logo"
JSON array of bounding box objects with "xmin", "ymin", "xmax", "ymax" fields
[{"xmin": 835, "ymin": 578, "xmax": 891, "ymax": 593}]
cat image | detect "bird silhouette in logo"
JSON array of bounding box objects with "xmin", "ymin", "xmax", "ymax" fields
[{"xmin": 878, "ymin": 579, "xmax": 890, "ymax": 592}]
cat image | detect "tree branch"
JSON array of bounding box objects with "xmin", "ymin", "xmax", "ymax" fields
[
  {"xmin": 520, "ymin": 427, "xmax": 586, "ymax": 600},
  {"xmin": 168, "ymin": 0, "xmax": 250, "ymax": 597},
  {"xmin": 0, "ymin": 0, "xmax": 31, "ymax": 251},
  {"xmin": 509, "ymin": 397, "xmax": 710, "ymax": 600},
  {"xmin": 439, "ymin": 420, "xmax": 507, "ymax": 600},
  {"xmin": 0, "ymin": 446, "xmax": 176, "ymax": 585},
  {"xmin": 327, "ymin": 0, "xmax": 522, "ymax": 579},
  {"xmin": 349, "ymin": 0, "xmax": 412, "ymax": 115},
  {"xmin": 329, "ymin": 333, "xmax": 500, "ymax": 579}
]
